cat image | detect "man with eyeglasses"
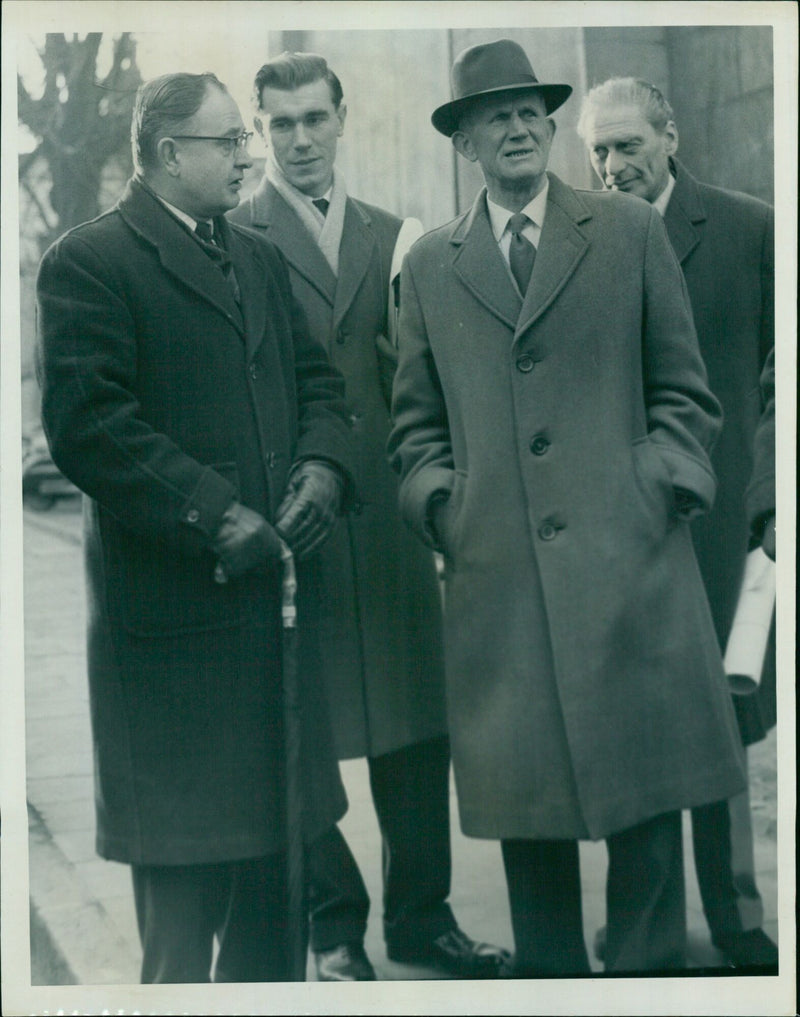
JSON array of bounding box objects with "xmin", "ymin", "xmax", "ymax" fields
[
  {"xmin": 230, "ymin": 50, "xmax": 508, "ymax": 981},
  {"xmin": 36, "ymin": 71, "xmax": 356, "ymax": 982}
]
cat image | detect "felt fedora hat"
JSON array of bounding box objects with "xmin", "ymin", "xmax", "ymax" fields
[{"xmin": 432, "ymin": 39, "xmax": 572, "ymax": 137}]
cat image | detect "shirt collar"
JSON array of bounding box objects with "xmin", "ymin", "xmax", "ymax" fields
[
  {"xmin": 652, "ymin": 171, "xmax": 676, "ymax": 218},
  {"xmin": 154, "ymin": 192, "xmax": 207, "ymax": 233},
  {"xmin": 486, "ymin": 178, "xmax": 549, "ymax": 242}
]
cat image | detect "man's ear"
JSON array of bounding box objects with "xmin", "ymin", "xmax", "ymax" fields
[
  {"xmin": 156, "ymin": 137, "xmax": 181, "ymax": 177},
  {"xmin": 663, "ymin": 120, "xmax": 679, "ymax": 157},
  {"xmin": 336, "ymin": 102, "xmax": 347, "ymax": 136},
  {"xmin": 452, "ymin": 130, "xmax": 477, "ymax": 163},
  {"xmin": 253, "ymin": 114, "xmax": 267, "ymax": 143},
  {"xmin": 546, "ymin": 118, "xmax": 556, "ymax": 142}
]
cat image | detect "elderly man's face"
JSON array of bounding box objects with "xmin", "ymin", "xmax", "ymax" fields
[
  {"xmin": 454, "ymin": 91, "xmax": 555, "ymax": 207},
  {"xmin": 170, "ymin": 85, "xmax": 253, "ymax": 220},
  {"xmin": 258, "ymin": 79, "xmax": 346, "ymax": 198},
  {"xmin": 582, "ymin": 103, "xmax": 677, "ymax": 205}
]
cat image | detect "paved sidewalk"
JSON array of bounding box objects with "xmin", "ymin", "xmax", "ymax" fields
[{"xmin": 23, "ymin": 499, "xmax": 778, "ymax": 989}]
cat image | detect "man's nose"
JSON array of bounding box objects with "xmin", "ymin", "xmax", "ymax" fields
[
  {"xmin": 605, "ymin": 148, "xmax": 626, "ymax": 178},
  {"xmin": 235, "ymin": 147, "xmax": 254, "ymax": 169},
  {"xmin": 507, "ymin": 112, "xmax": 529, "ymax": 137},
  {"xmin": 292, "ymin": 123, "xmax": 311, "ymax": 148}
]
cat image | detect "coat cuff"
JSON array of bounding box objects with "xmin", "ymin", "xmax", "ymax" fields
[
  {"xmin": 744, "ymin": 474, "xmax": 776, "ymax": 536},
  {"xmin": 179, "ymin": 466, "xmax": 238, "ymax": 543},
  {"xmin": 650, "ymin": 444, "xmax": 717, "ymax": 515},
  {"xmin": 398, "ymin": 466, "xmax": 455, "ymax": 549}
]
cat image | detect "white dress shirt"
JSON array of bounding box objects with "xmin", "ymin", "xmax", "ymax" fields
[
  {"xmin": 486, "ymin": 179, "xmax": 549, "ymax": 266},
  {"xmin": 652, "ymin": 171, "xmax": 676, "ymax": 218}
]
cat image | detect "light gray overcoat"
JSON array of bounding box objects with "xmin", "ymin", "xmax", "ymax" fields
[{"xmin": 388, "ymin": 174, "xmax": 747, "ymax": 841}]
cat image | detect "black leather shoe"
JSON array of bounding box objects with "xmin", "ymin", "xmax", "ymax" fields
[
  {"xmin": 713, "ymin": 929, "xmax": 778, "ymax": 970},
  {"xmin": 387, "ymin": 927, "xmax": 511, "ymax": 978},
  {"xmin": 314, "ymin": 942, "xmax": 377, "ymax": 981}
]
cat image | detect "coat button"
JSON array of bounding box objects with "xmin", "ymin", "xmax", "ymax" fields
[
  {"xmin": 249, "ymin": 363, "xmax": 258, "ymax": 380},
  {"xmin": 538, "ymin": 522, "xmax": 557, "ymax": 541},
  {"xmin": 516, "ymin": 354, "xmax": 534, "ymax": 373},
  {"xmin": 187, "ymin": 509, "xmax": 200, "ymax": 524},
  {"xmin": 267, "ymin": 452, "xmax": 277, "ymax": 468},
  {"xmin": 336, "ymin": 329, "xmax": 346, "ymax": 345},
  {"xmin": 352, "ymin": 500, "xmax": 363, "ymax": 516},
  {"xmin": 530, "ymin": 435, "xmax": 550, "ymax": 455}
]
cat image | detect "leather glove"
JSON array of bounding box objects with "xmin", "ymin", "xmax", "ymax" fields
[
  {"xmin": 210, "ymin": 501, "xmax": 283, "ymax": 581},
  {"xmin": 761, "ymin": 512, "xmax": 776, "ymax": 561},
  {"xmin": 274, "ymin": 460, "xmax": 344, "ymax": 560}
]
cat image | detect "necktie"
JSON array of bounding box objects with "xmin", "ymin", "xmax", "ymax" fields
[
  {"xmin": 312, "ymin": 197, "xmax": 329, "ymax": 217},
  {"xmin": 195, "ymin": 220, "xmax": 215, "ymax": 244},
  {"xmin": 195, "ymin": 221, "xmax": 241, "ymax": 306},
  {"xmin": 508, "ymin": 213, "xmax": 536, "ymax": 294}
]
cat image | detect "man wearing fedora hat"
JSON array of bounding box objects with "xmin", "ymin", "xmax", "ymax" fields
[{"xmin": 389, "ymin": 39, "xmax": 747, "ymax": 975}]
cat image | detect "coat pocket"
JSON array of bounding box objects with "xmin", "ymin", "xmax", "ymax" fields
[
  {"xmin": 439, "ymin": 469, "xmax": 468, "ymax": 560},
  {"xmin": 631, "ymin": 438, "xmax": 677, "ymax": 530}
]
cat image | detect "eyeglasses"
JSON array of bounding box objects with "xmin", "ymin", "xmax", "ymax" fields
[{"xmin": 172, "ymin": 131, "xmax": 254, "ymax": 156}]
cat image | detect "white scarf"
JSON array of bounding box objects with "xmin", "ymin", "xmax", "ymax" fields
[{"xmin": 265, "ymin": 155, "xmax": 346, "ymax": 276}]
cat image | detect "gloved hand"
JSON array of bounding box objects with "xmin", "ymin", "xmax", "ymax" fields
[
  {"xmin": 275, "ymin": 460, "xmax": 343, "ymax": 560},
  {"xmin": 210, "ymin": 501, "xmax": 283, "ymax": 581}
]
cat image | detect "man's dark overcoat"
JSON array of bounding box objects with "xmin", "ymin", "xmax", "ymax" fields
[
  {"xmin": 36, "ymin": 179, "xmax": 354, "ymax": 865},
  {"xmin": 389, "ymin": 174, "xmax": 747, "ymax": 842},
  {"xmin": 664, "ymin": 160, "xmax": 776, "ymax": 744},
  {"xmin": 230, "ymin": 181, "xmax": 446, "ymax": 759}
]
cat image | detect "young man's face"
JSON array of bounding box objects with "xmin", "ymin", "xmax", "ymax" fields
[
  {"xmin": 258, "ymin": 78, "xmax": 346, "ymax": 198},
  {"xmin": 582, "ymin": 102, "xmax": 677, "ymax": 205}
]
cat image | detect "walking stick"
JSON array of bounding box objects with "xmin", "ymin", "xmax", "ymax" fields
[{"xmin": 279, "ymin": 541, "xmax": 308, "ymax": 981}]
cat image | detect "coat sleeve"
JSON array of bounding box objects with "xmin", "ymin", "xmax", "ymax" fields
[
  {"xmin": 36, "ymin": 233, "xmax": 236, "ymax": 555},
  {"xmin": 387, "ymin": 251, "xmax": 454, "ymax": 549},
  {"xmin": 744, "ymin": 346, "xmax": 775, "ymax": 534},
  {"xmin": 641, "ymin": 207, "xmax": 723, "ymax": 512}
]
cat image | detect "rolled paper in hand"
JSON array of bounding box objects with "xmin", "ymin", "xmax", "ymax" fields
[{"xmin": 723, "ymin": 548, "xmax": 776, "ymax": 695}]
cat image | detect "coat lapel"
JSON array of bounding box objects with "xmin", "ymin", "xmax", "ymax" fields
[
  {"xmin": 515, "ymin": 174, "xmax": 591, "ymax": 340},
  {"xmin": 219, "ymin": 216, "xmax": 268, "ymax": 362},
  {"xmin": 332, "ymin": 200, "xmax": 376, "ymax": 332},
  {"xmin": 118, "ymin": 179, "xmax": 245, "ymax": 337},
  {"xmin": 662, "ymin": 159, "xmax": 705, "ymax": 265},
  {"xmin": 451, "ymin": 190, "xmax": 520, "ymax": 331},
  {"xmin": 247, "ymin": 180, "xmax": 337, "ymax": 306}
]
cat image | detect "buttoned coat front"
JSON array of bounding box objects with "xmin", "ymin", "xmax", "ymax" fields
[
  {"xmin": 389, "ymin": 174, "xmax": 746, "ymax": 841},
  {"xmin": 230, "ymin": 181, "xmax": 446, "ymax": 759},
  {"xmin": 664, "ymin": 160, "xmax": 775, "ymax": 744},
  {"xmin": 37, "ymin": 179, "xmax": 353, "ymax": 865}
]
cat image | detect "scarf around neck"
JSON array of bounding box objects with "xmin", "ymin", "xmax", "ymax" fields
[{"xmin": 265, "ymin": 156, "xmax": 346, "ymax": 276}]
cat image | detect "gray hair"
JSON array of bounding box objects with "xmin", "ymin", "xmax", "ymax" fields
[
  {"xmin": 576, "ymin": 77, "xmax": 675, "ymax": 140},
  {"xmin": 132, "ymin": 72, "xmax": 226, "ymax": 173}
]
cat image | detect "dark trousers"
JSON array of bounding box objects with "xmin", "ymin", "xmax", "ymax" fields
[
  {"xmin": 692, "ymin": 786, "xmax": 763, "ymax": 943},
  {"xmin": 307, "ymin": 734, "xmax": 456, "ymax": 951},
  {"xmin": 502, "ymin": 810, "xmax": 685, "ymax": 976},
  {"xmin": 132, "ymin": 853, "xmax": 297, "ymax": 983}
]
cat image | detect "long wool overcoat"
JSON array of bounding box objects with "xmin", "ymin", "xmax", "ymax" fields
[
  {"xmin": 230, "ymin": 181, "xmax": 446, "ymax": 760},
  {"xmin": 388, "ymin": 174, "xmax": 747, "ymax": 841},
  {"xmin": 664, "ymin": 160, "xmax": 776, "ymax": 745},
  {"xmin": 36, "ymin": 179, "xmax": 355, "ymax": 865}
]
